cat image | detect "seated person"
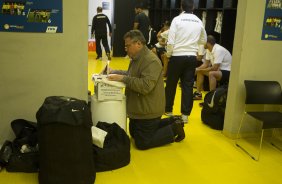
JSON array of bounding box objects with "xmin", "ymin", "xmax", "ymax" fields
[
  {"xmin": 152, "ymin": 21, "xmax": 170, "ymax": 77},
  {"xmin": 106, "ymin": 30, "xmax": 185, "ymax": 150},
  {"xmin": 193, "ymin": 35, "xmax": 232, "ymax": 100}
]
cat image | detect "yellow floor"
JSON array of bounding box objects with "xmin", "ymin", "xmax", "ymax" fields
[{"xmin": 0, "ymin": 53, "xmax": 281, "ymax": 184}]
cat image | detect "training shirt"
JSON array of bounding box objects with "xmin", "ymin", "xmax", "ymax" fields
[
  {"xmin": 206, "ymin": 44, "xmax": 232, "ymax": 71},
  {"xmin": 167, "ymin": 12, "xmax": 207, "ymax": 57},
  {"xmin": 134, "ymin": 12, "xmax": 150, "ymax": 41},
  {"xmin": 91, "ymin": 12, "xmax": 112, "ymax": 36}
]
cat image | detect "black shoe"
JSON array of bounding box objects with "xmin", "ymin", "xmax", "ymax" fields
[
  {"xmin": 193, "ymin": 91, "xmax": 202, "ymax": 100},
  {"xmin": 165, "ymin": 115, "xmax": 183, "ymax": 125},
  {"xmin": 172, "ymin": 119, "xmax": 185, "ymax": 142},
  {"xmin": 199, "ymin": 102, "xmax": 204, "ymax": 107},
  {"xmin": 96, "ymin": 56, "xmax": 102, "ymax": 60},
  {"xmin": 171, "ymin": 115, "xmax": 183, "ymax": 122}
]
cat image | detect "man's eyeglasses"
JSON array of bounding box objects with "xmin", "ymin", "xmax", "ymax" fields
[{"xmin": 125, "ymin": 41, "xmax": 137, "ymax": 48}]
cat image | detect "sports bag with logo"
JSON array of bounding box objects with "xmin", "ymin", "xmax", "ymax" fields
[
  {"xmin": 201, "ymin": 86, "xmax": 228, "ymax": 130},
  {"xmin": 36, "ymin": 96, "xmax": 95, "ymax": 184}
]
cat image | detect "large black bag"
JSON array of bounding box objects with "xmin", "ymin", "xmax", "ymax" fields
[
  {"xmin": 4, "ymin": 119, "xmax": 39, "ymax": 173},
  {"xmin": 201, "ymin": 86, "xmax": 228, "ymax": 130},
  {"xmin": 93, "ymin": 122, "xmax": 130, "ymax": 172},
  {"xmin": 36, "ymin": 96, "xmax": 95, "ymax": 184},
  {"xmin": 5, "ymin": 144, "xmax": 39, "ymax": 173}
]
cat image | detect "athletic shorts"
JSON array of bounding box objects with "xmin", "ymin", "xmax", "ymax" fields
[
  {"xmin": 156, "ymin": 47, "xmax": 166, "ymax": 60},
  {"xmin": 220, "ymin": 70, "xmax": 230, "ymax": 84}
]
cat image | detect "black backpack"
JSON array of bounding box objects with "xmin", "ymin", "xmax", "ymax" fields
[
  {"xmin": 93, "ymin": 121, "xmax": 130, "ymax": 172},
  {"xmin": 36, "ymin": 96, "xmax": 95, "ymax": 184},
  {"xmin": 201, "ymin": 86, "xmax": 228, "ymax": 130}
]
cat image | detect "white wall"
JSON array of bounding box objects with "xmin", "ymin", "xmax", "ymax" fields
[
  {"xmin": 223, "ymin": 0, "xmax": 282, "ymax": 138},
  {"xmin": 0, "ymin": 1, "xmax": 88, "ymax": 143}
]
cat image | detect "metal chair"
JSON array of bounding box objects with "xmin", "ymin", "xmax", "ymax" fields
[{"xmin": 235, "ymin": 80, "xmax": 282, "ymax": 161}]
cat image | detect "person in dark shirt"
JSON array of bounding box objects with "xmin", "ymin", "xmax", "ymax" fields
[
  {"xmin": 91, "ymin": 6, "xmax": 112, "ymax": 60},
  {"xmin": 146, "ymin": 25, "xmax": 157, "ymax": 50},
  {"xmin": 133, "ymin": 5, "xmax": 150, "ymax": 43}
]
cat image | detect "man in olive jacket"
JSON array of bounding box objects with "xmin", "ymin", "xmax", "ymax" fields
[{"xmin": 107, "ymin": 30, "xmax": 185, "ymax": 150}]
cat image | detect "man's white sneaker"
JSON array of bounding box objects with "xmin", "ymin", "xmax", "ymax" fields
[
  {"xmin": 182, "ymin": 115, "xmax": 188, "ymax": 124},
  {"xmin": 164, "ymin": 112, "xmax": 173, "ymax": 117}
]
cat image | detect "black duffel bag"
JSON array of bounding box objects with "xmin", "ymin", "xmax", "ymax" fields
[
  {"xmin": 93, "ymin": 122, "xmax": 130, "ymax": 172},
  {"xmin": 36, "ymin": 96, "xmax": 95, "ymax": 184},
  {"xmin": 5, "ymin": 143, "xmax": 39, "ymax": 173},
  {"xmin": 4, "ymin": 119, "xmax": 39, "ymax": 173},
  {"xmin": 201, "ymin": 86, "xmax": 228, "ymax": 130}
]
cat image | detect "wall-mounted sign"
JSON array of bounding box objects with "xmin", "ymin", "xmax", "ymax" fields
[
  {"xmin": 261, "ymin": 0, "xmax": 282, "ymax": 41},
  {"xmin": 102, "ymin": 2, "xmax": 110, "ymax": 10},
  {"xmin": 0, "ymin": 0, "xmax": 62, "ymax": 33}
]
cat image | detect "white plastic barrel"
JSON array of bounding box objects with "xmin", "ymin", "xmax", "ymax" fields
[{"xmin": 91, "ymin": 94, "xmax": 127, "ymax": 131}]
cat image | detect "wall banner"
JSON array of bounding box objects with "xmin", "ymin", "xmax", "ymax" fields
[
  {"xmin": 0, "ymin": 0, "xmax": 62, "ymax": 33},
  {"xmin": 261, "ymin": 0, "xmax": 282, "ymax": 41}
]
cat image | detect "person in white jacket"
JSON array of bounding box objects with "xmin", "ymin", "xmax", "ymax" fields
[{"xmin": 165, "ymin": 0, "xmax": 207, "ymax": 123}]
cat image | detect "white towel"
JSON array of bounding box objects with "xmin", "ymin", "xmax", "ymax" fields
[{"xmin": 91, "ymin": 126, "xmax": 108, "ymax": 148}]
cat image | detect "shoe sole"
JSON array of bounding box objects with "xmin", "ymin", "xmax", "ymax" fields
[
  {"xmin": 164, "ymin": 112, "xmax": 173, "ymax": 117},
  {"xmin": 193, "ymin": 97, "xmax": 202, "ymax": 100}
]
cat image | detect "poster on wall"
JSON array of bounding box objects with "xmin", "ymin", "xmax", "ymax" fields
[
  {"xmin": 261, "ymin": 0, "xmax": 282, "ymax": 41},
  {"xmin": 0, "ymin": 0, "xmax": 62, "ymax": 33},
  {"xmin": 102, "ymin": 2, "xmax": 110, "ymax": 10}
]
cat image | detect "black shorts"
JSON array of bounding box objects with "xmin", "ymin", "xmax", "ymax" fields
[
  {"xmin": 147, "ymin": 44, "xmax": 154, "ymax": 50},
  {"xmin": 156, "ymin": 47, "xmax": 166, "ymax": 60},
  {"xmin": 220, "ymin": 70, "xmax": 230, "ymax": 84}
]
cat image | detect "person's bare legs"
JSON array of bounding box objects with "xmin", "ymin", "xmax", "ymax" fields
[
  {"xmin": 161, "ymin": 53, "xmax": 169, "ymax": 77},
  {"xmin": 196, "ymin": 72, "xmax": 204, "ymax": 93},
  {"xmin": 196, "ymin": 71, "xmax": 209, "ymax": 93},
  {"xmin": 209, "ymin": 71, "xmax": 222, "ymax": 90}
]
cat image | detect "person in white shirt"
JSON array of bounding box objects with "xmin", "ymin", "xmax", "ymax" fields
[
  {"xmin": 165, "ymin": 0, "xmax": 207, "ymax": 123},
  {"xmin": 193, "ymin": 35, "xmax": 232, "ymax": 100},
  {"xmin": 152, "ymin": 21, "xmax": 170, "ymax": 77}
]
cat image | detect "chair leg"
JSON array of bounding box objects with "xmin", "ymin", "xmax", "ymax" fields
[
  {"xmin": 270, "ymin": 129, "xmax": 282, "ymax": 151},
  {"xmin": 235, "ymin": 112, "xmax": 261, "ymax": 161},
  {"xmin": 235, "ymin": 112, "xmax": 245, "ymax": 143},
  {"xmin": 257, "ymin": 129, "xmax": 264, "ymax": 160}
]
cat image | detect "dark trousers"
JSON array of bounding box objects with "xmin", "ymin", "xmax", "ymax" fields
[
  {"xmin": 129, "ymin": 117, "xmax": 175, "ymax": 150},
  {"xmin": 165, "ymin": 56, "xmax": 197, "ymax": 115},
  {"xmin": 95, "ymin": 34, "xmax": 110, "ymax": 57}
]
